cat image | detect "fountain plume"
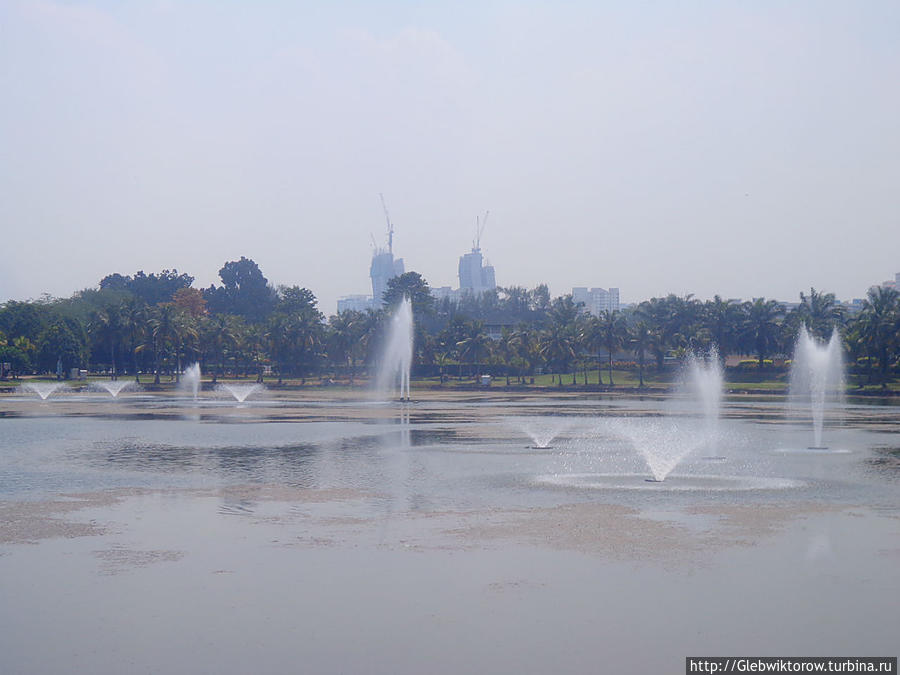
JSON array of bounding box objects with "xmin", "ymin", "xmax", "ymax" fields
[
  {"xmin": 218, "ymin": 383, "xmax": 263, "ymax": 403},
  {"xmin": 21, "ymin": 382, "xmax": 65, "ymax": 400},
  {"xmin": 376, "ymin": 298, "xmax": 413, "ymax": 401},
  {"xmin": 789, "ymin": 327, "xmax": 844, "ymax": 449},
  {"xmin": 92, "ymin": 381, "xmax": 134, "ymax": 398},
  {"xmin": 612, "ymin": 346, "xmax": 724, "ymax": 481},
  {"xmin": 181, "ymin": 363, "xmax": 202, "ymax": 400}
]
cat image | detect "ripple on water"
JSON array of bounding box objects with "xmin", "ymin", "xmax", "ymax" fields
[{"xmin": 534, "ymin": 473, "xmax": 805, "ymax": 492}]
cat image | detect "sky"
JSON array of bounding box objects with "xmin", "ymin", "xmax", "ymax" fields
[{"xmin": 1, "ymin": 0, "xmax": 898, "ymax": 314}]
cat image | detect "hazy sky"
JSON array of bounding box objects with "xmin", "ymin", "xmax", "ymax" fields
[{"xmin": 2, "ymin": 0, "xmax": 898, "ymax": 313}]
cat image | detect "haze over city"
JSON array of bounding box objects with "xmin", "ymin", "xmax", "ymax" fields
[{"xmin": 2, "ymin": 0, "xmax": 898, "ymax": 312}]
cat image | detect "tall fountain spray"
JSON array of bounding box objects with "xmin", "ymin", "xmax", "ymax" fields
[
  {"xmin": 683, "ymin": 346, "xmax": 724, "ymax": 454},
  {"xmin": 614, "ymin": 347, "xmax": 724, "ymax": 482},
  {"xmin": 181, "ymin": 363, "xmax": 202, "ymax": 401},
  {"xmin": 376, "ymin": 298, "xmax": 413, "ymax": 401},
  {"xmin": 789, "ymin": 327, "xmax": 844, "ymax": 449}
]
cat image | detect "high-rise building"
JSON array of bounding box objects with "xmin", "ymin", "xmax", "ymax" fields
[
  {"xmin": 370, "ymin": 251, "xmax": 404, "ymax": 307},
  {"xmin": 458, "ymin": 249, "xmax": 496, "ymax": 296}
]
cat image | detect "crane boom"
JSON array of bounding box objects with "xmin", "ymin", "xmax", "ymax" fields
[
  {"xmin": 379, "ymin": 193, "xmax": 394, "ymax": 254},
  {"xmin": 475, "ymin": 210, "xmax": 490, "ymax": 251}
]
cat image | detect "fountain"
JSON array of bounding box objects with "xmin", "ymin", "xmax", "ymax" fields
[
  {"xmin": 789, "ymin": 327, "xmax": 844, "ymax": 449},
  {"xmin": 22, "ymin": 382, "xmax": 65, "ymax": 400},
  {"xmin": 682, "ymin": 347, "xmax": 725, "ymax": 458},
  {"xmin": 375, "ymin": 298, "xmax": 413, "ymax": 401},
  {"xmin": 218, "ymin": 383, "xmax": 263, "ymax": 403},
  {"xmin": 93, "ymin": 381, "xmax": 133, "ymax": 398},
  {"xmin": 181, "ymin": 363, "xmax": 202, "ymax": 401},
  {"xmin": 520, "ymin": 417, "xmax": 570, "ymax": 449},
  {"xmin": 614, "ymin": 347, "xmax": 724, "ymax": 482}
]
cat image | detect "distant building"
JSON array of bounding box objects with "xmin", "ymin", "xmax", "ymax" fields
[
  {"xmin": 571, "ymin": 287, "xmax": 620, "ymax": 316},
  {"xmin": 336, "ymin": 201, "xmax": 406, "ymax": 314},
  {"xmin": 336, "ymin": 295, "xmax": 373, "ymax": 314},
  {"xmin": 370, "ymin": 250, "xmax": 404, "ymax": 307},
  {"xmin": 868, "ymin": 272, "xmax": 899, "ymax": 296},
  {"xmin": 431, "ymin": 286, "xmax": 461, "ymax": 304},
  {"xmin": 458, "ymin": 248, "xmax": 496, "ymax": 297}
]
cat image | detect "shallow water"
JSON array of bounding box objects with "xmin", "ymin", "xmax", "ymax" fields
[{"xmin": 0, "ymin": 394, "xmax": 898, "ymax": 674}]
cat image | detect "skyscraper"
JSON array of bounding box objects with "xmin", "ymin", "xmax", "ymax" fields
[{"xmin": 458, "ymin": 249, "xmax": 496, "ymax": 296}]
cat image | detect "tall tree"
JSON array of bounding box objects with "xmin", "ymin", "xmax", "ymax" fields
[
  {"xmin": 796, "ymin": 287, "xmax": 843, "ymax": 340},
  {"xmin": 382, "ymin": 272, "xmax": 434, "ymax": 317},
  {"xmin": 629, "ymin": 320, "xmax": 652, "ymax": 388},
  {"xmin": 599, "ymin": 310, "xmax": 627, "ymax": 386},
  {"xmin": 204, "ymin": 257, "xmax": 277, "ymax": 322},
  {"xmin": 743, "ymin": 298, "xmax": 785, "ymax": 370},
  {"xmin": 856, "ymin": 286, "xmax": 899, "ymax": 386}
]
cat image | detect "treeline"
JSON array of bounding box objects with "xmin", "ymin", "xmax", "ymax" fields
[{"xmin": 1, "ymin": 256, "xmax": 898, "ymax": 388}]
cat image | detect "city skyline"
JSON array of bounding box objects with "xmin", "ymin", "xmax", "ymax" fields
[{"xmin": 2, "ymin": 1, "xmax": 898, "ymax": 313}]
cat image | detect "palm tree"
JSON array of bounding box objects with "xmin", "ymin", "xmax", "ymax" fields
[
  {"xmin": 121, "ymin": 300, "xmax": 147, "ymax": 383},
  {"xmin": 242, "ymin": 324, "xmax": 267, "ymax": 383},
  {"xmin": 703, "ymin": 296, "xmax": 742, "ymax": 363},
  {"xmin": 201, "ymin": 313, "xmax": 236, "ymax": 383},
  {"xmin": 629, "ymin": 320, "xmax": 652, "ymax": 388},
  {"xmin": 146, "ymin": 303, "xmax": 178, "ymax": 384},
  {"xmin": 599, "ymin": 310, "xmax": 626, "ymax": 386},
  {"xmin": 508, "ymin": 325, "xmax": 536, "ymax": 384},
  {"xmin": 497, "ymin": 327, "xmax": 517, "ymax": 386},
  {"xmin": 328, "ymin": 311, "xmax": 366, "ymax": 384},
  {"xmin": 743, "ymin": 298, "xmax": 785, "ymax": 370},
  {"xmin": 797, "ymin": 287, "xmax": 844, "ymax": 340},
  {"xmin": 539, "ymin": 323, "xmax": 576, "ymax": 387},
  {"xmin": 456, "ymin": 322, "xmax": 492, "ymax": 378},
  {"xmin": 856, "ymin": 286, "xmax": 899, "ymax": 386},
  {"xmin": 88, "ymin": 304, "xmax": 124, "ymax": 380}
]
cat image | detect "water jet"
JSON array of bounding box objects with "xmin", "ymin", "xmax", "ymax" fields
[
  {"xmin": 788, "ymin": 327, "xmax": 844, "ymax": 449},
  {"xmin": 376, "ymin": 298, "xmax": 413, "ymax": 402}
]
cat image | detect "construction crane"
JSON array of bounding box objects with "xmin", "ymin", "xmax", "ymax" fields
[
  {"xmin": 474, "ymin": 210, "xmax": 490, "ymax": 252},
  {"xmin": 379, "ymin": 193, "xmax": 394, "ymax": 255}
]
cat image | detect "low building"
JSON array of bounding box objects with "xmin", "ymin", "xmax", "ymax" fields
[
  {"xmin": 336, "ymin": 295, "xmax": 373, "ymax": 314},
  {"xmin": 571, "ymin": 287, "xmax": 620, "ymax": 316}
]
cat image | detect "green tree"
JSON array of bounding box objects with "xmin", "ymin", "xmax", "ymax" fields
[
  {"xmin": 456, "ymin": 321, "xmax": 492, "ymax": 377},
  {"xmin": 382, "ymin": 272, "xmax": 434, "ymax": 317},
  {"xmin": 742, "ymin": 298, "xmax": 785, "ymax": 370},
  {"xmin": 855, "ymin": 286, "xmax": 899, "ymax": 386},
  {"xmin": 703, "ymin": 296, "xmax": 743, "ymax": 361},
  {"xmin": 204, "ymin": 257, "xmax": 277, "ymax": 322},
  {"xmin": 36, "ymin": 320, "xmax": 84, "ymax": 377},
  {"xmin": 629, "ymin": 320, "xmax": 653, "ymax": 388},
  {"xmin": 88, "ymin": 304, "xmax": 125, "ymax": 379},
  {"xmin": 599, "ymin": 310, "xmax": 627, "ymax": 386},
  {"xmin": 539, "ymin": 323, "xmax": 576, "ymax": 387},
  {"xmin": 796, "ymin": 287, "xmax": 843, "ymax": 340}
]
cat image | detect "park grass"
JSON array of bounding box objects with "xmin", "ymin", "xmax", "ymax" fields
[{"xmin": 5, "ymin": 369, "xmax": 899, "ymax": 396}]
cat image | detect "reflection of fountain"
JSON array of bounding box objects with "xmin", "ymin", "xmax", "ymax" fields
[
  {"xmin": 218, "ymin": 383, "xmax": 263, "ymax": 403},
  {"xmin": 520, "ymin": 417, "xmax": 570, "ymax": 449},
  {"xmin": 789, "ymin": 327, "xmax": 844, "ymax": 449},
  {"xmin": 22, "ymin": 382, "xmax": 65, "ymax": 400},
  {"xmin": 93, "ymin": 381, "xmax": 134, "ymax": 398},
  {"xmin": 613, "ymin": 348, "xmax": 724, "ymax": 482},
  {"xmin": 376, "ymin": 298, "xmax": 413, "ymax": 401},
  {"xmin": 181, "ymin": 363, "xmax": 202, "ymax": 400}
]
